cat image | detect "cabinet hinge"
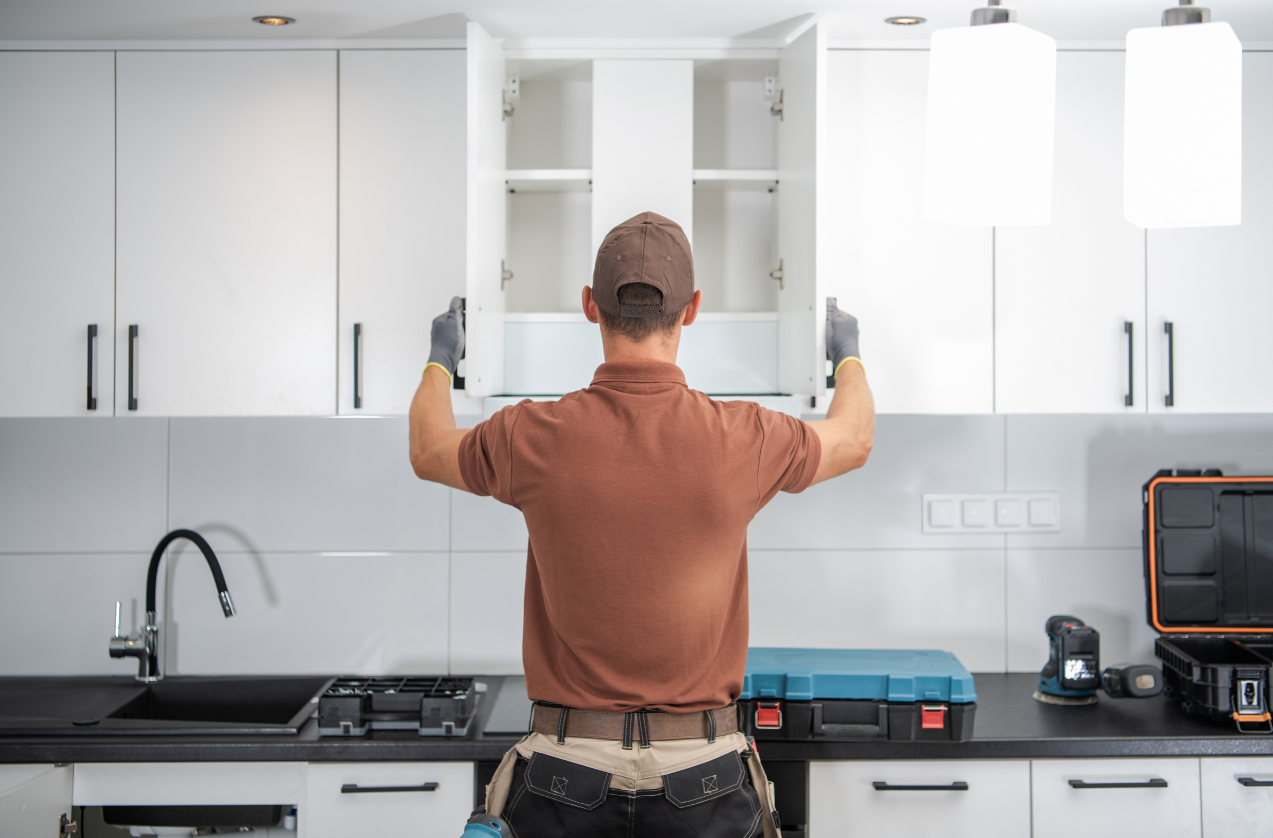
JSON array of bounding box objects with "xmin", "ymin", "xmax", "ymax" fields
[
  {"xmin": 770, "ymin": 90, "xmax": 784, "ymax": 120},
  {"xmin": 770, "ymin": 258, "xmax": 784, "ymax": 290},
  {"xmin": 60, "ymin": 813, "xmax": 78, "ymax": 836},
  {"xmin": 501, "ymin": 260, "xmax": 514, "ymax": 290},
  {"xmin": 503, "ymin": 75, "xmax": 519, "ymax": 121}
]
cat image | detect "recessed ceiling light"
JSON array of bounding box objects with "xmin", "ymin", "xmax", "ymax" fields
[
  {"xmin": 885, "ymin": 16, "xmax": 927, "ymax": 25},
  {"xmin": 253, "ymin": 15, "xmax": 295, "ymax": 26}
]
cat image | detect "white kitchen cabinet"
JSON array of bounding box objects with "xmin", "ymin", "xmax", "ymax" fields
[
  {"xmin": 338, "ymin": 49, "xmax": 467, "ymax": 415},
  {"xmin": 0, "ymin": 764, "xmax": 73, "ymax": 838},
  {"xmin": 72, "ymin": 761, "xmax": 305, "ymax": 806},
  {"xmin": 1200, "ymin": 758, "xmax": 1273, "ymax": 837},
  {"xmin": 823, "ymin": 49, "xmax": 994, "ymax": 414},
  {"xmin": 995, "ymin": 51, "xmax": 1146, "ymax": 413},
  {"xmin": 305, "ymin": 761, "xmax": 473, "ymax": 838},
  {"xmin": 809, "ymin": 760, "xmax": 1030, "ymax": 838},
  {"xmin": 1031, "ymin": 758, "xmax": 1201, "ymax": 838},
  {"xmin": 0, "ymin": 52, "xmax": 115, "ymax": 418},
  {"xmin": 115, "ymin": 50, "xmax": 337, "ymax": 416},
  {"xmin": 1146, "ymin": 52, "xmax": 1273, "ymax": 413}
]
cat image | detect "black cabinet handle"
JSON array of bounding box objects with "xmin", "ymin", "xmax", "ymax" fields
[
  {"xmin": 87, "ymin": 324, "xmax": 98, "ymax": 411},
  {"xmin": 1069, "ymin": 778, "xmax": 1167, "ymax": 789},
  {"xmin": 1124, "ymin": 321, "xmax": 1133, "ymax": 407},
  {"xmin": 1163, "ymin": 321, "xmax": 1174, "ymax": 408},
  {"xmin": 353, "ymin": 322, "xmax": 362, "ymax": 409},
  {"xmin": 1238, "ymin": 777, "xmax": 1273, "ymax": 787},
  {"xmin": 873, "ymin": 782, "xmax": 968, "ymax": 791},
  {"xmin": 341, "ymin": 782, "xmax": 438, "ymax": 794},
  {"xmin": 127, "ymin": 325, "xmax": 138, "ymax": 411}
]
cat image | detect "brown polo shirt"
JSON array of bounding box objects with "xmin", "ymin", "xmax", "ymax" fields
[{"xmin": 457, "ymin": 360, "xmax": 821, "ymax": 713}]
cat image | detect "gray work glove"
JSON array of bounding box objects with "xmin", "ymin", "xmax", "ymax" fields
[
  {"xmin": 826, "ymin": 297, "xmax": 862, "ymax": 377},
  {"xmin": 426, "ymin": 296, "xmax": 465, "ymax": 377}
]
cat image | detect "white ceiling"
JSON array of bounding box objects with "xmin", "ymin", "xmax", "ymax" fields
[{"xmin": 1, "ymin": 0, "xmax": 1271, "ymax": 44}]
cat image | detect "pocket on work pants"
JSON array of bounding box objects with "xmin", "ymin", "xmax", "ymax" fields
[
  {"xmin": 743, "ymin": 747, "xmax": 782, "ymax": 838},
  {"xmin": 636, "ymin": 749, "xmax": 766, "ymax": 838},
  {"xmin": 502, "ymin": 752, "xmax": 629, "ymax": 838},
  {"xmin": 483, "ymin": 743, "xmax": 522, "ymax": 817}
]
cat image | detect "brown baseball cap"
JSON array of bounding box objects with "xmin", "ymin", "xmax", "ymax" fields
[{"xmin": 591, "ymin": 212, "xmax": 695, "ymax": 318}]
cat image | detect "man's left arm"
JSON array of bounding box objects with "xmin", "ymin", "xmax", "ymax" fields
[{"xmin": 409, "ymin": 297, "xmax": 472, "ymax": 492}]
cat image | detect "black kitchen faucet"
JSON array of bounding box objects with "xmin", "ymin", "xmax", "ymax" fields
[{"xmin": 108, "ymin": 529, "xmax": 236, "ymax": 681}]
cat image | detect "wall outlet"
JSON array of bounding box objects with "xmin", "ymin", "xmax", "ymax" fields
[{"xmin": 922, "ymin": 492, "xmax": 1061, "ymax": 534}]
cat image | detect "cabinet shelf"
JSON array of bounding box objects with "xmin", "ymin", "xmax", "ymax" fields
[
  {"xmin": 505, "ymin": 169, "xmax": 592, "ymax": 192},
  {"xmin": 692, "ymin": 169, "xmax": 779, "ymax": 191}
]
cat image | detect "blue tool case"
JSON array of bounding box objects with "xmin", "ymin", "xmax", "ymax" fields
[{"xmin": 736, "ymin": 648, "xmax": 977, "ymax": 742}]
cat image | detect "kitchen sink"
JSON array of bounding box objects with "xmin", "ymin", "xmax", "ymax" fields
[{"xmin": 0, "ymin": 675, "xmax": 334, "ymax": 736}]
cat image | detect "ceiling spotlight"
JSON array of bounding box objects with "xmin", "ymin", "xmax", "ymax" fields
[
  {"xmin": 886, "ymin": 16, "xmax": 927, "ymax": 26},
  {"xmin": 252, "ymin": 16, "xmax": 295, "ymax": 26}
]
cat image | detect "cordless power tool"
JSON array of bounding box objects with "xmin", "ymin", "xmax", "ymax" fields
[{"xmin": 1033, "ymin": 615, "xmax": 1163, "ymax": 706}]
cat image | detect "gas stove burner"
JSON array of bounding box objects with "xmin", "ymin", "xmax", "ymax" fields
[{"xmin": 317, "ymin": 676, "xmax": 485, "ymax": 737}]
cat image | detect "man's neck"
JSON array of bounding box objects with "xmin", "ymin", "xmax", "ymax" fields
[{"xmin": 600, "ymin": 328, "xmax": 682, "ymax": 366}]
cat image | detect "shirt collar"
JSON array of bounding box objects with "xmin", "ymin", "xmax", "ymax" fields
[{"xmin": 590, "ymin": 360, "xmax": 687, "ymax": 389}]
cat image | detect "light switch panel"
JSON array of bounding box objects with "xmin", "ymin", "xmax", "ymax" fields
[{"xmin": 922, "ymin": 492, "xmax": 1061, "ymax": 534}]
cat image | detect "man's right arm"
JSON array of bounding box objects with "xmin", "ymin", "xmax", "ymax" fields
[{"xmin": 806, "ymin": 303, "xmax": 875, "ymax": 485}]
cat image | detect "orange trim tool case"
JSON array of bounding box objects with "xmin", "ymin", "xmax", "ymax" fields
[{"xmin": 1144, "ymin": 470, "xmax": 1273, "ymax": 733}]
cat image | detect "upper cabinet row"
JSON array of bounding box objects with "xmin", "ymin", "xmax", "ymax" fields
[{"xmin": 1, "ymin": 31, "xmax": 1270, "ymax": 418}]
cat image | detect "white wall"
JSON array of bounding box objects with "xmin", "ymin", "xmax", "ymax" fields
[{"xmin": 3, "ymin": 412, "xmax": 1273, "ymax": 676}]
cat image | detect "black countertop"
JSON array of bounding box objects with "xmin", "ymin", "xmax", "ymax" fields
[{"xmin": 1, "ymin": 674, "xmax": 1271, "ymax": 764}]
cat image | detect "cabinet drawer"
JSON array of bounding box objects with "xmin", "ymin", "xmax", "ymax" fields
[
  {"xmin": 809, "ymin": 760, "xmax": 1030, "ymax": 838},
  {"xmin": 1032, "ymin": 759, "xmax": 1200, "ymax": 838},
  {"xmin": 1201, "ymin": 758, "xmax": 1273, "ymax": 837},
  {"xmin": 304, "ymin": 762, "xmax": 472, "ymax": 838}
]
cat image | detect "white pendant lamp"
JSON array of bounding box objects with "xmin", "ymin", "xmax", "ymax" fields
[
  {"xmin": 1124, "ymin": 2, "xmax": 1242, "ymax": 228},
  {"xmin": 924, "ymin": 1, "xmax": 1057, "ymax": 227}
]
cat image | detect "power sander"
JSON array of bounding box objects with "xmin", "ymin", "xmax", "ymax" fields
[{"xmin": 1032, "ymin": 615, "xmax": 1164, "ymax": 706}]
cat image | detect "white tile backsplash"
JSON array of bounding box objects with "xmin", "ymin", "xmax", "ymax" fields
[
  {"xmin": 163, "ymin": 550, "xmax": 449, "ymax": 675},
  {"xmin": 4, "ymin": 412, "xmax": 1271, "ymax": 677},
  {"xmin": 0, "ymin": 418, "xmax": 168, "ymax": 554},
  {"xmin": 749, "ymin": 550, "xmax": 1008, "ymax": 673},
  {"xmin": 750, "ymin": 415, "xmax": 1007, "ymax": 551},
  {"xmin": 1006, "ymin": 548, "xmax": 1160, "ymax": 672},
  {"xmin": 168, "ymin": 417, "xmax": 449, "ymax": 554}
]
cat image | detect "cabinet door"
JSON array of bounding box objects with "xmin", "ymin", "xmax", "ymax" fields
[
  {"xmin": 1147, "ymin": 52, "xmax": 1273, "ymax": 413},
  {"xmin": 338, "ymin": 49, "xmax": 467, "ymax": 415},
  {"xmin": 777, "ymin": 22, "xmax": 828, "ymax": 398},
  {"xmin": 0, "ymin": 764, "xmax": 72, "ymax": 838},
  {"xmin": 1031, "ymin": 758, "xmax": 1201, "ymax": 838},
  {"xmin": 995, "ymin": 51, "xmax": 1146, "ymax": 413},
  {"xmin": 823, "ymin": 49, "xmax": 993, "ymax": 413},
  {"xmin": 305, "ymin": 762, "xmax": 473, "ymax": 838},
  {"xmin": 809, "ymin": 760, "xmax": 1030, "ymax": 838},
  {"xmin": 116, "ymin": 50, "xmax": 337, "ymax": 416},
  {"xmin": 0, "ymin": 52, "xmax": 115, "ymax": 418},
  {"xmin": 464, "ymin": 21, "xmax": 508, "ymax": 398},
  {"xmin": 1201, "ymin": 758, "xmax": 1273, "ymax": 837}
]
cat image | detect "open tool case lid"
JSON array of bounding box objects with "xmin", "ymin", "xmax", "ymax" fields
[
  {"xmin": 1143, "ymin": 470, "xmax": 1273, "ymax": 634},
  {"xmin": 739, "ymin": 648, "xmax": 977, "ymax": 704}
]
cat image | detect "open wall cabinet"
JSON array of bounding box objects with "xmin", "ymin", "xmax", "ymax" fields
[{"xmin": 463, "ymin": 22, "xmax": 828, "ymax": 400}]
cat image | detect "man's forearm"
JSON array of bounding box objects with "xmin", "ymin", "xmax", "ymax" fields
[
  {"xmin": 408, "ymin": 365, "xmax": 470, "ymax": 490},
  {"xmin": 808, "ymin": 361, "xmax": 875, "ymax": 484}
]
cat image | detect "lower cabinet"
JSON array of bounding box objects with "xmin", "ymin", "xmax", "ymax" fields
[
  {"xmin": 304, "ymin": 762, "xmax": 474, "ymax": 838},
  {"xmin": 1031, "ymin": 758, "xmax": 1201, "ymax": 838},
  {"xmin": 809, "ymin": 760, "xmax": 1031, "ymax": 838},
  {"xmin": 1200, "ymin": 758, "xmax": 1273, "ymax": 837},
  {"xmin": 0, "ymin": 765, "xmax": 73, "ymax": 838}
]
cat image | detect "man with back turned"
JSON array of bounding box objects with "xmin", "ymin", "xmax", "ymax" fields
[{"xmin": 409, "ymin": 211, "xmax": 874, "ymax": 838}]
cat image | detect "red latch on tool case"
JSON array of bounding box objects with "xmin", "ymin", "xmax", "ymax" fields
[
  {"xmin": 921, "ymin": 705, "xmax": 947, "ymax": 730},
  {"xmin": 755, "ymin": 701, "xmax": 782, "ymax": 729}
]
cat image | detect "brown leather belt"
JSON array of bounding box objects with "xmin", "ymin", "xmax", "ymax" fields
[{"xmin": 530, "ymin": 703, "xmax": 739, "ymax": 744}]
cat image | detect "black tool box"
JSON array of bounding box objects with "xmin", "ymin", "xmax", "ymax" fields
[
  {"xmin": 1144, "ymin": 469, "xmax": 1273, "ymax": 733},
  {"xmin": 737, "ymin": 648, "xmax": 977, "ymax": 742}
]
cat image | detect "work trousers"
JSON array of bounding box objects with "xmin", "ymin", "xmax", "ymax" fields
[{"xmin": 483, "ymin": 729, "xmax": 781, "ymax": 838}]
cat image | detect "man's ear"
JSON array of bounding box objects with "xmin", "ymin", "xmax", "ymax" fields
[
  {"xmin": 681, "ymin": 290, "xmax": 703, "ymax": 326},
  {"xmin": 582, "ymin": 286, "xmax": 600, "ymax": 324}
]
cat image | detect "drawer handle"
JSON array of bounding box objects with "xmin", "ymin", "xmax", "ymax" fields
[
  {"xmin": 1069, "ymin": 779, "xmax": 1167, "ymax": 789},
  {"xmin": 341, "ymin": 782, "xmax": 439, "ymax": 794},
  {"xmin": 1238, "ymin": 777, "xmax": 1273, "ymax": 787},
  {"xmin": 872, "ymin": 782, "xmax": 968, "ymax": 791},
  {"xmin": 87, "ymin": 324, "xmax": 98, "ymax": 410}
]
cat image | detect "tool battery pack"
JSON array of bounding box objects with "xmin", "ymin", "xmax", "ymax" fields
[
  {"xmin": 1144, "ymin": 470, "xmax": 1273, "ymax": 734},
  {"xmin": 736, "ymin": 648, "xmax": 977, "ymax": 742}
]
